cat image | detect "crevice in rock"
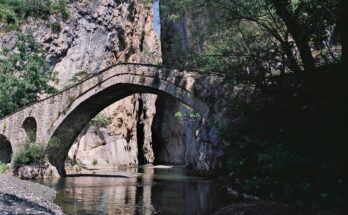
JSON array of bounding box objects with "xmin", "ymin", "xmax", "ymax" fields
[
  {"xmin": 151, "ymin": 96, "xmax": 166, "ymax": 165},
  {"xmin": 136, "ymin": 96, "xmax": 146, "ymax": 165}
]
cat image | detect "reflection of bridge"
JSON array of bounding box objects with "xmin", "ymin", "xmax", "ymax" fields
[{"xmin": 0, "ymin": 63, "xmax": 233, "ymax": 176}]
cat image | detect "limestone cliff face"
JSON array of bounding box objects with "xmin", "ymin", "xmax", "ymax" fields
[
  {"xmin": 152, "ymin": 96, "xmax": 200, "ymax": 166},
  {"xmin": 1, "ymin": 0, "xmax": 161, "ymax": 169},
  {"xmin": 50, "ymin": 0, "xmax": 161, "ymax": 169},
  {"xmin": 158, "ymin": 1, "xmax": 223, "ymax": 172},
  {"xmin": 1, "ymin": 0, "xmax": 222, "ymax": 173}
]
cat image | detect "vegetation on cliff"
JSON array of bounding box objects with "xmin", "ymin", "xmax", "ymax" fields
[
  {"xmin": 162, "ymin": 0, "xmax": 345, "ymax": 213},
  {"xmin": 0, "ymin": 0, "xmax": 69, "ymax": 31},
  {"xmin": 0, "ymin": 31, "xmax": 56, "ymax": 118}
]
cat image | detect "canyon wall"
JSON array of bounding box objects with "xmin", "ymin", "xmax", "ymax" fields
[{"xmin": 1, "ymin": 0, "xmax": 220, "ymax": 172}]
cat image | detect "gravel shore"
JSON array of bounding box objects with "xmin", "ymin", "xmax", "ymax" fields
[{"xmin": 0, "ymin": 174, "xmax": 63, "ymax": 215}]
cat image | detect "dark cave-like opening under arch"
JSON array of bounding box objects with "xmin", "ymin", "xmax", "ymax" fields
[{"xmin": 0, "ymin": 134, "xmax": 13, "ymax": 164}]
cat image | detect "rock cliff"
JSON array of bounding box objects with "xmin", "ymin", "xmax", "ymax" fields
[
  {"xmin": 0, "ymin": 0, "xmax": 162, "ymax": 170},
  {"xmin": 0, "ymin": 0, "xmax": 222, "ymax": 174}
]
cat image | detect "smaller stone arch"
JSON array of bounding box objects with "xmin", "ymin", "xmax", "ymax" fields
[
  {"xmin": 22, "ymin": 117, "xmax": 37, "ymax": 142},
  {"xmin": 0, "ymin": 134, "xmax": 13, "ymax": 164}
]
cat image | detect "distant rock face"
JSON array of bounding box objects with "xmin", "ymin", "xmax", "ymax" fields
[
  {"xmin": 0, "ymin": 0, "xmax": 163, "ymax": 171},
  {"xmin": 152, "ymin": 96, "xmax": 201, "ymax": 166},
  {"xmin": 68, "ymin": 94, "xmax": 157, "ymax": 169}
]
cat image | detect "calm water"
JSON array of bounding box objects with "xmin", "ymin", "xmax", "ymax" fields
[{"xmin": 34, "ymin": 166, "xmax": 237, "ymax": 215}]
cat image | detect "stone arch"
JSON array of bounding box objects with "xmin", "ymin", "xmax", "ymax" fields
[
  {"xmin": 47, "ymin": 71, "xmax": 210, "ymax": 176},
  {"xmin": 22, "ymin": 117, "xmax": 37, "ymax": 142},
  {"xmin": 0, "ymin": 134, "xmax": 13, "ymax": 164}
]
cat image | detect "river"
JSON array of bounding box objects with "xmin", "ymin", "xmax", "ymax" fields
[{"xmin": 33, "ymin": 166, "xmax": 238, "ymax": 215}]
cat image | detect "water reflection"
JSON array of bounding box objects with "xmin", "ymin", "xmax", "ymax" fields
[{"xmin": 35, "ymin": 166, "xmax": 236, "ymax": 215}]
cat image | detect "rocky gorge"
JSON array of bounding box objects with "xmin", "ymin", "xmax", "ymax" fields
[{"xmin": 0, "ymin": 0, "xmax": 218, "ymax": 176}]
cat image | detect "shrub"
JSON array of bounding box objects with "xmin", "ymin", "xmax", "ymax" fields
[
  {"xmin": 0, "ymin": 162, "xmax": 9, "ymax": 173},
  {"xmin": 46, "ymin": 137, "xmax": 61, "ymax": 156},
  {"xmin": 175, "ymin": 110, "xmax": 201, "ymax": 121},
  {"xmin": 11, "ymin": 142, "xmax": 46, "ymax": 168},
  {"xmin": 0, "ymin": 0, "xmax": 70, "ymax": 30},
  {"xmin": 53, "ymin": 0, "xmax": 69, "ymax": 20},
  {"xmin": 174, "ymin": 111, "xmax": 183, "ymax": 121},
  {"xmin": 0, "ymin": 31, "xmax": 56, "ymax": 117},
  {"xmin": 90, "ymin": 114, "xmax": 110, "ymax": 127},
  {"xmin": 92, "ymin": 159, "xmax": 98, "ymax": 166},
  {"xmin": 51, "ymin": 22, "xmax": 61, "ymax": 33}
]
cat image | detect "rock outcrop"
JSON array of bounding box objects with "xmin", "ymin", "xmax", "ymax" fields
[
  {"xmin": 152, "ymin": 96, "xmax": 201, "ymax": 166},
  {"xmin": 1, "ymin": 0, "xmax": 162, "ymax": 171},
  {"xmin": 0, "ymin": 0, "xmax": 227, "ymax": 175},
  {"xmin": 68, "ymin": 94, "xmax": 157, "ymax": 169}
]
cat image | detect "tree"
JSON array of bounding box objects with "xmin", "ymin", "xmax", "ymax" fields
[
  {"xmin": 160, "ymin": 0, "xmax": 344, "ymax": 213},
  {"xmin": 0, "ymin": 31, "xmax": 56, "ymax": 117}
]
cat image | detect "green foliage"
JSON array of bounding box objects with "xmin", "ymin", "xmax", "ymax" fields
[
  {"xmin": 92, "ymin": 159, "xmax": 98, "ymax": 166},
  {"xmin": 63, "ymin": 69, "xmax": 89, "ymax": 90},
  {"xmin": 219, "ymin": 84, "xmax": 345, "ymax": 212},
  {"xmin": 0, "ymin": 162, "xmax": 9, "ymax": 173},
  {"xmin": 164, "ymin": 0, "xmax": 344, "ymax": 213},
  {"xmin": 51, "ymin": 22, "xmax": 61, "ymax": 33},
  {"xmin": 45, "ymin": 137, "xmax": 61, "ymax": 157},
  {"xmin": 0, "ymin": 31, "xmax": 56, "ymax": 117},
  {"xmin": 174, "ymin": 111, "xmax": 183, "ymax": 121},
  {"xmin": 175, "ymin": 110, "xmax": 201, "ymax": 121},
  {"xmin": 11, "ymin": 137, "xmax": 61, "ymax": 169},
  {"xmin": 53, "ymin": 0, "xmax": 69, "ymax": 20},
  {"xmin": 89, "ymin": 113, "xmax": 111, "ymax": 127},
  {"xmin": 0, "ymin": 0, "xmax": 69, "ymax": 30},
  {"xmin": 11, "ymin": 142, "xmax": 46, "ymax": 168},
  {"xmin": 161, "ymin": 0, "xmax": 341, "ymax": 76},
  {"xmin": 174, "ymin": 106, "xmax": 201, "ymax": 121}
]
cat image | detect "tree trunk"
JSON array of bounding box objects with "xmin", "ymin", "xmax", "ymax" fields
[{"xmin": 270, "ymin": 0, "xmax": 315, "ymax": 77}]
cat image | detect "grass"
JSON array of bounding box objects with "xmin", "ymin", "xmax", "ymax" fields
[{"xmin": 0, "ymin": 162, "xmax": 9, "ymax": 173}]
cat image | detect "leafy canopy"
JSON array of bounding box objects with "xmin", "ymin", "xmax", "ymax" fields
[
  {"xmin": 0, "ymin": 31, "xmax": 56, "ymax": 117},
  {"xmin": 161, "ymin": 0, "xmax": 344, "ymax": 213}
]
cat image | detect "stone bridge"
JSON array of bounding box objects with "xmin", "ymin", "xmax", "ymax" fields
[{"xmin": 0, "ymin": 63, "xmax": 235, "ymax": 176}]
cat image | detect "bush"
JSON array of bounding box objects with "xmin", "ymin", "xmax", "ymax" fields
[
  {"xmin": 53, "ymin": 0, "xmax": 69, "ymax": 20},
  {"xmin": 0, "ymin": 31, "xmax": 56, "ymax": 117},
  {"xmin": 51, "ymin": 22, "xmax": 61, "ymax": 33},
  {"xmin": 220, "ymin": 89, "xmax": 345, "ymax": 213},
  {"xmin": 0, "ymin": 162, "xmax": 9, "ymax": 173},
  {"xmin": 0, "ymin": 0, "xmax": 69, "ymax": 29},
  {"xmin": 46, "ymin": 137, "xmax": 61, "ymax": 156},
  {"xmin": 11, "ymin": 142, "xmax": 46, "ymax": 168},
  {"xmin": 92, "ymin": 159, "xmax": 98, "ymax": 166},
  {"xmin": 174, "ymin": 110, "xmax": 201, "ymax": 121},
  {"xmin": 90, "ymin": 114, "xmax": 110, "ymax": 127}
]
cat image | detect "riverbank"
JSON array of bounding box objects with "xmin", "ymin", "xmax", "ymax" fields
[{"xmin": 0, "ymin": 174, "xmax": 63, "ymax": 215}]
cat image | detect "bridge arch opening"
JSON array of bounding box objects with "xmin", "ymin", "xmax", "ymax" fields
[
  {"xmin": 47, "ymin": 81, "xmax": 207, "ymax": 176},
  {"xmin": 0, "ymin": 134, "xmax": 13, "ymax": 164},
  {"xmin": 22, "ymin": 117, "xmax": 37, "ymax": 142}
]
